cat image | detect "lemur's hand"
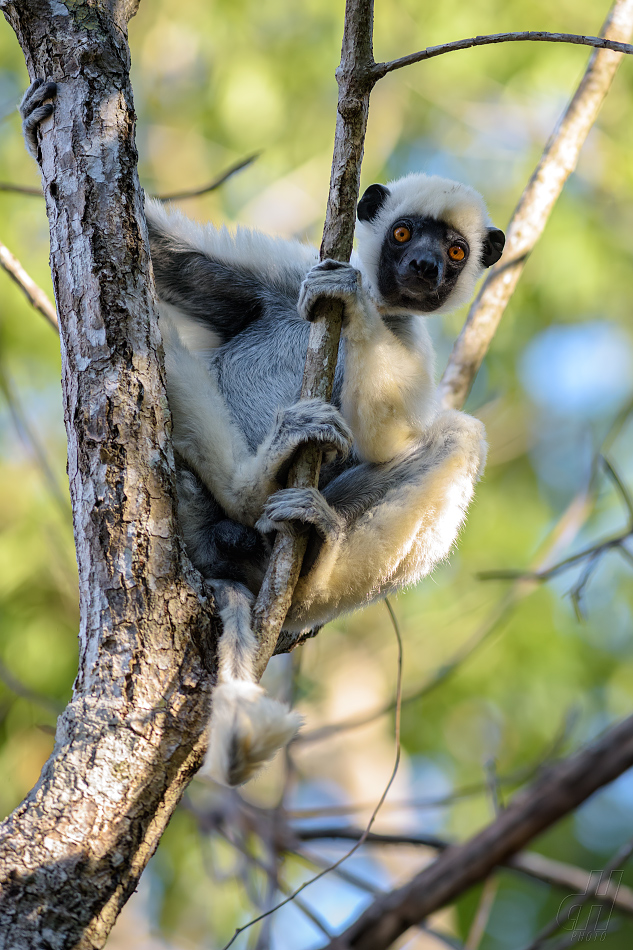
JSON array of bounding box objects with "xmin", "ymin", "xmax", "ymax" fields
[
  {"xmin": 298, "ymin": 259, "xmax": 362, "ymax": 323},
  {"xmin": 20, "ymin": 79, "xmax": 57, "ymax": 159}
]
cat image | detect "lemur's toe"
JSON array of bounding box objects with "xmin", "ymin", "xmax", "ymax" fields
[{"xmin": 256, "ymin": 487, "xmax": 342, "ymax": 542}]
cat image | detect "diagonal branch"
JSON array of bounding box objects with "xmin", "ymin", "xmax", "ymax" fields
[
  {"xmin": 326, "ymin": 713, "xmax": 633, "ymax": 950},
  {"xmin": 438, "ymin": 0, "xmax": 633, "ymax": 409},
  {"xmin": 0, "ymin": 235, "xmax": 58, "ymax": 329},
  {"xmin": 293, "ymin": 826, "xmax": 633, "ymax": 918}
]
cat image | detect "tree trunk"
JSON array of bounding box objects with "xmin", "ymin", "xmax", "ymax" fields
[{"xmin": 0, "ymin": 2, "xmax": 217, "ymax": 947}]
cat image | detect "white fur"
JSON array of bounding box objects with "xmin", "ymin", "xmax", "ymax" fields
[
  {"xmin": 201, "ymin": 681, "xmax": 302, "ymax": 786},
  {"xmin": 146, "ymin": 196, "xmax": 319, "ymax": 282},
  {"xmin": 150, "ymin": 177, "xmax": 493, "ymax": 784}
]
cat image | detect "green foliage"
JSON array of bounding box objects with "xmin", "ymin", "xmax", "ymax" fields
[{"xmin": 1, "ymin": 0, "xmax": 633, "ymax": 946}]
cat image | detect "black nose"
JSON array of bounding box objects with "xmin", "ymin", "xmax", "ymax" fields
[{"xmin": 409, "ymin": 256, "xmax": 443, "ymax": 287}]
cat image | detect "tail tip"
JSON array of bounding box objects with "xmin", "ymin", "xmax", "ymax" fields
[{"xmin": 201, "ymin": 681, "xmax": 303, "ymax": 787}]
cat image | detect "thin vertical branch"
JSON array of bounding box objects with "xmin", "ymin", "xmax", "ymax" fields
[
  {"xmin": 438, "ymin": 0, "xmax": 633, "ymax": 410},
  {"xmin": 252, "ymin": 0, "xmax": 377, "ymax": 674}
]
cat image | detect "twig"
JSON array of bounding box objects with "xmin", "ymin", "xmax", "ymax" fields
[
  {"xmin": 602, "ymin": 455, "xmax": 633, "ymax": 527},
  {"xmin": 0, "ymin": 236, "xmax": 58, "ymax": 329},
  {"xmin": 0, "ymin": 657, "xmax": 63, "ymax": 717},
  {"xmin": 519, "ymin": 837, "xmax": 633, "ymax": 950},
  {"xmin": 0, "ymin": 182, "xmax": 42, "ymax": 196},
  {"xmin": 437, "ymin": 0, "xmax": 633, "ymax": 410},
  {"xmin": 372, "ymin": 31, "xmax": 633, "ymax": 80},
  {"xmin": 294, "ymin": 826, "xmax": 633, "ymax": 920},
  {"xmin": 219, "ymin": 593, "xmax": 403, "ymax": 950},
  {"xmin": 0, "ymin": 154, "xmax": 259, "ymax": 203},
  {"xmin": 465, "ymin": 877, "xmax": 498, "ymax": 950},
  {"xmin": 251, "ymin": 0, "xmax": 377, "ymax": 674},
  {"xmin": 0, "ymin": 360, "xmax": 70, "ymax": 516},
  {"xmin": 325, "ymin": 713, "xmax": 633, "ymax": 950},
  {"xmin": 154, "ymin": 153, "xmax": 259, "ymax": 201},
  {"xmin": 298, "ymin": 594, "xmax": 513, "ymax": 744},
  {"xmin": 479, "ymin": 458, "xmax": 633, "ymax": 596},
  {"xmin": 294, "ymin": 826, "xmax": 448, "ymax": 850}
]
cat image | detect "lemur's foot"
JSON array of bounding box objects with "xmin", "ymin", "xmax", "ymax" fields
[
  {"xmin": 256, "ymin": 487, "xmax": 343, "ymax": 542},
  {"xmin": 273, "ymin": 398, "xmax": 353, "ymax": 468},
  {"xmin": 20, "ymin": 79, "xmax": 57, "ymax": 158},
  {"xmin": 298, "ymin": 259, "xmax": 361, "ymax": 322}
]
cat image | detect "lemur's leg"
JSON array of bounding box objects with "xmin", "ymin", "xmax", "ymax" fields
[
  {"xmin": 162, "ymin": 318, "xmax": 352, "ymax": 525},
  {"xmin": 299, "ymin": 260, "xmax": 437, "ymax": 463},
  {"xmin": 20, "ymin": 79, "xmax": 57, "ymax": 158},
  {"xmin": 257, "ymin": 409, "xmax": 487, "ymax": 631},
  {"xmin": 200, "ymin": 580, "xmax": 302, "ymax": 786}
]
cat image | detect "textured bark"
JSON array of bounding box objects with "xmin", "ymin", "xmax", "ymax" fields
[
  {"xmin": 253, "ymin": 0, "xmax": 376, "ymax": 668},
  {"xmin": 437, "ymin": 0, "xmax": 633, "ymax": 410},
  {"xmin": 0, "ymin": 2, "xmax": 217, "ymax": 947}
]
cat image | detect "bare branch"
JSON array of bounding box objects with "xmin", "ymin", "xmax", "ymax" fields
[
  {"xmin": 0, "ymin": 235, "xmax": 58, "ymax": 329},
  {"xmin": 465, "ymin": 878, "xmax": 498, "ymax": 950},
  {"xmin": 602, "ymin": 456, "xmax": 633, "ymax": 527},
  {"xmin": 519, "ymin": 838, "xmax": 633, "ymax": 950},
  {"xmin": 293, "ymin": 827, "xmax": 633, "ymax": 920},
  {"xmin": 0, "ymin": 3, "xmax": 217, "ymax": 946},
  {"xmin": 438, "ymin": 0, "xmax": 633, "ymax": 410},
  {"xmin": 0, "ymin": 154, "xmax": 258, "ymax": 202},
  {"xmin": 251, "ymin": 0, "xmax": 377, "ymax": 672},
  {"xmin": 297, "ymin": 595, "xmax": 513, "ymax": 744},
  {"xmin": 0, "ymin": 181, "xmax": 42, "ymax": 196},
  {"xmin": 327, "ymin": 713, "xmax": 633, "ymax": 949},
  {"xmin": 0, "ymin": 359, "xmax": 69, "ymax": 514},
  {"xmin": 373, "ymin": 30, "xmax": 633, "ymax": 80},
  {"xmin": 154, "ymin": 153, "xmax": 259, "ymax": 201},
  {"xmin": 0, "ymin": 657, "xmax": 64, "ymax": 717}
]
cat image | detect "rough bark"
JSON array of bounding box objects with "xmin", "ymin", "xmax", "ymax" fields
[{"xmin": 0, "ymin": 2, "xmax": 217, "ymax": 947}]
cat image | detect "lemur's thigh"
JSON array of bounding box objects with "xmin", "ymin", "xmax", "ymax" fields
[{"xmin": 285, "ymin": 410, "xmax": 486, "ymax": 629}]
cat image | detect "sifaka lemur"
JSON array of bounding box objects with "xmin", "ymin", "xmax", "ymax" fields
[{"xmin": 21, "ymin": 79, "xmax": 505, "ymax": 786}]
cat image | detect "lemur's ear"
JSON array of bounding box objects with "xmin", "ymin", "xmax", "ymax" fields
[
  {"xmin": 481, "ymin": 228, "xmax": 505, "ymax": 267},
  {"xmin": 357, "ymin": 183, "xmax": 391, "ymax": 222}
]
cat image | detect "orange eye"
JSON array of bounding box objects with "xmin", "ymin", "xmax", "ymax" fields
[
  {"xmin": 393, "ymin": 226, "xmax": 411, "ymax": 243},
  {"xmin": 448, "ymin": 245, "xmax": 465, "ymax": 262}
]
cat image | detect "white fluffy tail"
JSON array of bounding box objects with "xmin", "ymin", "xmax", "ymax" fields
[
  {"xmin": 203, "ymin": 681, "xmax": 302, "ymax": 786},
  {"xmin": 199, "ymin": 581, "xmax": 302, "ymax": 786}
]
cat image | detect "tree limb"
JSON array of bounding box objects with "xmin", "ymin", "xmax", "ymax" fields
[
  {"xmin": 372, "ymin": 30, "xmax": 633, "ymax": 79},
  {"xmin": 0, "ymin": 236, "xmax": 58, "ymax": 329},
  {"xmin": 326, "ymin": 713, "xmax": 633, "ymax": 950},
  {"xmin": 252, "ymin": 0, "xmax": 377, "ymax": 671},
  {"xmin": 0, "ymin": 2, "xmax": 218, "ymax": 947},
  {"xmin": 438, "ymin": 0, "xmax": 633, "ymax": 409},
  {"xmin": 293, "ymin": 826, "xmax": 633, "ymax": 918}
]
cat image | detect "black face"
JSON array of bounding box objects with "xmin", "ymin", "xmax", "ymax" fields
[{"xmin": 377, "ymin": 215, "xmax": 470, "ymax": 312}]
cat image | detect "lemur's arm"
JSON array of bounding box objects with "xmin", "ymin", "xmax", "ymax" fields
[
  {"xmin": 298, "ymin": 260, "xmax": 437, "ymax": 464},
  {"xmin": 146, "ymin": 199, "xmax": 317, "ymax": 346},
  {"xmin": 162, "ymin": 319, "xmax": 352, "ymax": 526}
]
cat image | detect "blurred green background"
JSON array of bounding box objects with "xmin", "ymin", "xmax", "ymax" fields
[{"xmin": 1, "ymin": 1, "xmax": 633, "ymax": 947}]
